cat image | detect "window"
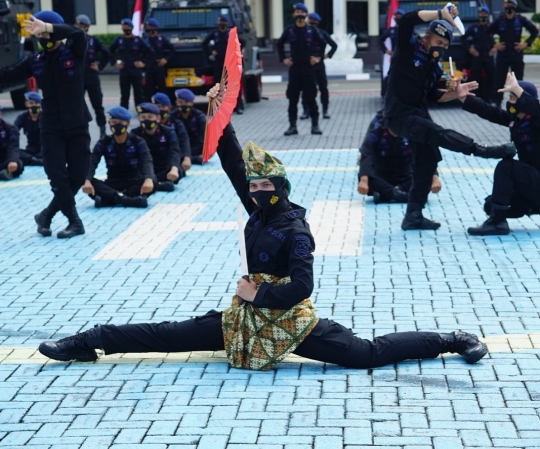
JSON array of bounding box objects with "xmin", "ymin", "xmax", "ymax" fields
[
  {"xmin": 151, "ymin": 7, "xmax": 230, "ymax": 29},
  {"xmin": 52, "ymin": 0, "xmax": 96, "ymax": 24},
  {"xmin": 107, "ymin": 0, "xmax": 149, "ymax": 24}
]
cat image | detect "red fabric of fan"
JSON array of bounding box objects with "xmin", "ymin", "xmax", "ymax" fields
[{"xmin": 202, "ymin": 27, "xmax": 243, "ymax": 163}]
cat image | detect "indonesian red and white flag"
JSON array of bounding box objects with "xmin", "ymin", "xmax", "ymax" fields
[
  {"xmin": 387, "ymin": 0, "xmax": 399, "ymax": 28},
  {"xmin": 132, "ymin": 0, "xmax": 143, "ymax": 36}
]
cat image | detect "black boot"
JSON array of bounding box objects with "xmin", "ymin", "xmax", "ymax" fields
[
  {"xmin": 191, "ymin": 155, "xmax": 203, "ymax": 165},
  {"xmin": 94, "ymin": 196, "xmax": 117, "ymax": 208},
  {"xmin": 311, "ymin": 120, "xmax": 322, "ymax": 135},
  {"xmin": 323, "ymin": 109, "xmax": 331, "ymax": 119},
  {"xmin": 439, "ymin": 331, "xmax": 488, "ymax": 364},
  {"xmin": 474, "ymin": 143, "xmax": 516, "ymax": 159},
  {"xmin": 34, "ymin": 199, "xmax": 59, "ymax": 237},
  {"xmin": 0, "ymin": 169, "xmax": 14, "ymax": 181},
  {"xmin": 372, "ymin": 191, "xmax": 382, "ymax": 205},
  {"xmin": 99, "ymin": 125, "xmax": 107, "ymax": 140},
  {"xmin": 157, "ymin": 181, "xmax": 175, "ymax": 192},
  {"xmin": 119, "ymin": 195, "xmax": 148, "ymax": 208},
  {"xmin": 30, "ymin": 156, "xmax": 43, "ymax": 165},
  {"xmin": 391, "ymin": 186, "xmax": 409, "ymax": 203},
  {"xmin": 300, "ymin": 111, "xmax": 309, "ymax": 120},
  {"xmin": 284, "ymin": 124, "xmax": 298, "ymax": 136},
  {"xmin": 39, "ymin": 325, "xmax": 103, "ymax": 362},
  {"xmin": 468, "ymin": 203, "xmax": 510, "ymax": 236},
  {"xmin": 401, "ymin": 202, "xmax": 441, "ymax": 230},
  {"xmin": 57, "ymin": 206, "xmax": 85, "ymax": 239}
]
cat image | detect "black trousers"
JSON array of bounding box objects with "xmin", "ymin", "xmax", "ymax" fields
[
  {"xmin": 495, "ymin": 56, "xmax": 524, "ymax": 106},
  {"xmin": 302, "ymin": 63, "xmax": 329, "ymax": 112},
  {"xmin": 41, "ymin": 127, "xmax": 90, "ymax": 212},
  {"xmin": 369, "ymin": 173, "xmax": 411, "ymax": 201},
  {"xmin": 91, "ymin": 177, "xmax": 156, "ymax": 202},
  {"xmin": 144, "ymin": 65, "xmax": 167, "ymax": 102},
  {"xmin": 19, "ymin": 146, "xmax": 42, "ymax": 166},
  {"xmin": 101, "ymin": 311, "xmax": 442, "ymax": 369},
  {"xmin": 120, "ymin": 72, "xmax": 144, "ymax": 110},
  {"xmin": 491, "ymin": 159, "xmax": 540, "ymax": 207},
  {"xmin": 469, "ymin": 57, "xmax": 496, "ymax": 104},
  {"xmin": 155, "ymin": 167, "xmax": 182, "ymax": 184},
  {"xmin": 1, "ymin": 158, "xmax": 24, "ymax": 177},
  {"xmin": 85, "ymin": 82, "xmax": 106, "ymax": 127},
  {"xmin": 387, "ymin": 113, "xmax": 475, "ymax": 205},
  {"xmin": 287, "ymin": 64, "xmax": 318, "ymax": 124}
]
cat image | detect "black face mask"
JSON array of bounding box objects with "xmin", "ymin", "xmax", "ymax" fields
[
  {"xmin": 160, "ymin": 111, "xmax": 169, "ymax": 121},
  {"xmin": 29, "ymin": 106, "xmax": 40, "ymax": 114},
  {"xmin": 142, "ymin": 119, "xmax": 158, "ymax": 130},
  {"xmin": 294, "ymin": 15, "xmax": 306, "ymax": 22},
  {"xmin": 249, "ymin": 189, "xmax": 285, "ymax": 212},
  {"xmin": 395, "ymin": 17, "xmax": 401, "ymax": 24},
  {"xmin": 506, "ymin": 101, "xmax": 518, "ymax": 115},
  {"xmin": 479, "ymin": 16, "xmax": 488, "ymax": 23},
  {"xmin": 39, "ymin": 37, "xmax": 55, "ymax": 50},
  {"xmin": 123, "ymin": 29, "xmax": 133, "ymax": 36},
  {"xmin": 111, "ymin": 123, "xmax": 127, "ymax": 136},
  {"xmin": 429, "ymin": 46, "xmax": 446, "ymax": 60},
  {"xmin": 505, "ymin": 7, "xmax": 516, "ymax": 14},
  {"xmin": 219, "ymin": 24, "xmax": 227, "ymax": 30},
  {"xmin": 148, "ymin": 30, "xmax": 158, "ymax": 36},
  {"xmin": 179, "ymin": 105, "xmax": 191, "ymax": 113}
]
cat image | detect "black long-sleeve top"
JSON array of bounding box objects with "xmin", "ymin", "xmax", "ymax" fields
[
  {"xmin": 0, "ymin": 24, "xmax": 91, "ymax": 132},
  {"xmin": 276, "ymin": 24, "xmax": 327, "ymax": 64},
  {"xmin": 463, "ymin": 93, "xmax": 540, "ymax": 171},
  {"xmin": 0, "ymin": 119, "xmax": 20, "ymax": 163},
  {"xmin": 380, "ymin": 26, "xmax": 399, "ymax": 53},
  {"xmin": 130, "ymin": 124, "xmax": 181, "ymax": 172},
  {"xmin": 88, "ymin": 135, "xmax": 155, "ymax": 181},
  {"xmin": 145, "ymin": 33, "xmax": 174, "ymax": 64},
  {"xmin": 109, "ymin": 36, "xmax": 154, "ymax": 75},
  {"xmin": 384, "ymin": 11, "xmax": 444, "ymax": 119},
  {"xmin": 83, "ymin": 35, "xmax": 111, "ymax": 82},
  {"xmin": 217, "ymin": 124, "xmax": 315, "ymax": 310},
  {"xmin": 162, "ymin": 116, "xmax": 191, "ymax": 161},
  {"xmin": 202, "ymin": 29, "xmax": 246, "ymax": 64},
  {"xmin": 317, "ymin": 29, "xmax": 338, "ymax": 59},
  {"xmin": 14, "ymin": 112, "xmax": 41, "ymax": 152},
  {"xmin": 173, "ymin": 108, "xmax": 206, "ymax": 156},
  {"xmin": 463, "ymin": 22, "xmax": 495, "ymax": 59},
  {"xmin": 488, "ymin": 14, "xmax": 538, "ymax": 59}
]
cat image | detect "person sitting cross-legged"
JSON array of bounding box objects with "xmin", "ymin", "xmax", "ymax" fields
[
  {"xmin": 0, "ymin": 105, "xmax": 24, "ymax": 181},
  {"xmin": 14, "ymin": 91, "xmax": 43, "ymax": 166},
  {"xmin": 172, "ymin": 88, "xmax": 206, "ymax": 164}
]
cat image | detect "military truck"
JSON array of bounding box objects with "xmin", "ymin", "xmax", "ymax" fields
[
  {"xmin": 146, "ymin": 0, "xmax": 263, "ymax": 102},
  {"xmin": 0, "ymin": 0, "xmax": 38, "ymax": 109}
]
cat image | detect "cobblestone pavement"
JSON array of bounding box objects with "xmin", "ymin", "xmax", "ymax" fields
[{"xmin": 1, "ymin": 83, "xmax": 540, "ymax": 449}]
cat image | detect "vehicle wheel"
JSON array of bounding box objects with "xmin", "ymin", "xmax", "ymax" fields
[{"xmin": 245, "ymin": 74, "xmax": 262, "ymax": 103}]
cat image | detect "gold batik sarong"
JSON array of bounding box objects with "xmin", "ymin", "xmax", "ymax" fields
[{"xmin": 222, "ymin": 273, "xmax": 319, "ymax": 371}]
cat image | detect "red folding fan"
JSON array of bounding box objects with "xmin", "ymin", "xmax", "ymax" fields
[{"xmin": 202, "ymin": 27, "xmax": 243, "ymax": 163}]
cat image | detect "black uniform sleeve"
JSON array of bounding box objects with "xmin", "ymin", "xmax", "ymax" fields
[
  {"xmin": 359, "ymin": 128, "xmax": 378, "ymax": 179},
  {"xmin": 322, "ymin": 30, "xmax": 338, "ymax": 58},
  {"xmin": 521, "ymin": 16, "xmax": 539, "ymax": 47},
  {"xmin": 380, "ymin": 29, "xmax": 391, "ymax": 52},
  {"xmin": 163, "ymin": 36, "xmax": 175, "ymax": 60},
  {"xmin": 139, "ymin": 37, "xmax": 155, "ymax": 66},
  {"xmin": 202, "ymin": 31, "xmax": 214, "ymax": 56},
  {"xmin": 312, "ymin": 29, "xmax": 327, "ymax": 58},
  {"xmin": 397, "ymin": 11, "xmax": 424, "ymax": 49},
  {"xmin": 87, "ymin": 140, "xmax": 104, "ymax": 179},
  {"xmin": 276, "ymin": 29, "xmax": 289, "ymax": 61},
  {"xmin": 216, "ymin": 123, "xmax": 256, "ymax": 214},
  {"xmin": 196, "ymin": 110, "xmax": 206, "ymax": 145},
  {"xmin": 514, "ymin": 91, "xmax": 540, "ymax": 117},
  {"xmin": 14, "ymin": 113, "xmax": 24, "ymax": 131},
  {"xmin": 0, "ymin": 57, "xmax": 33, "ymax": 88},
  {"xmin": 166, "ymin": 127, "xmax": 181, "ymax": 168},
  {"xmin": 252, "ymin": 232, "xmax": 315, "ymax": 310},
  {"xmin": 5, "ymin": 124, "xmax": 20, "ymax": 162},
  {"xmin": 109, "ymin": 37, "xmax": 120, "ymax": 66},
  {"xmin": 463, "ymin": 25, "xmax": 475, "ymax": 50},
  {"xmin": 174, "ymin": 120, "xmax": 191, "ymax": 160},
  {"xmin": 96, "ymin": 37, "xmax": 111, "ymax": 70},
  {"xmin": 487, "ymin": 17, "xmax": 500, "ymax": 36},
  {"xmin": 52, "ymin": 24, "xmax": 86, "ymax": 59},
  {"xmin": 462, "ymin": 96, "xmax": 513, "ymax": 127},
  {"xmin": 137, "ymin": 138, "xmax": 155, "ymax": 179}
]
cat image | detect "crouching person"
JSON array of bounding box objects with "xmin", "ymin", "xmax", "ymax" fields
[
  {"xmin": 0, "ymin": 105, "xmax": 24, "ymax": 181},
  {"xmin": 82, "ymin": 106, "xmax": 156, "ymax": 207}
]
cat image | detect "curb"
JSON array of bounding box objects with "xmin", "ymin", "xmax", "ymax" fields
[{"xmin": 261, "ymin": 73, "xmax": 374, "ymax": 83}]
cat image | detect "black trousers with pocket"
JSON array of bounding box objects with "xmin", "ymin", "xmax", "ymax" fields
[{"xmin": 101, "ymin": 310, "xmax": 442, "ymax": 369}]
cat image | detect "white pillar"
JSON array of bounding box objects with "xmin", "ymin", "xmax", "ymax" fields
[
  {"xmin": 305, "ymin": 0, "xmax": 315, "ymax": 14},
  {"xmin": 333, "ymin": 0, "xmax": 346, "ymax": 37},
  {"xmin": 368, "ymin": 0, "xmax": 379, "ymax": 37},
  {"xmin": 41, "ymin": 0, "xmax": 52, "ymax": 11},
  {"xmin": 271, "ymin": 0, "xmax": 284, "ymax": 39},
  {"xmin": 251, "ymin": 0, "xmax": 264, "ymax": 39},
  {"xmin": 94, "ymin": 0, "xmax": 109, "ymax": 35}
]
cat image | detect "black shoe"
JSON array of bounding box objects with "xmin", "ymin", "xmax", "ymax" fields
[
  {"xmin": 99, "ymin": 125, "xmax": 107, "ymax": 140},
  {"xmin": 0, "ymin": 169, "xmax": 14, "ymax": 181},
  {"xmin": 119, "ymin": 195, "xmax": 148, "ymax": 208},
  {"xmin": 57, "ymin": 206, "xmax": 85, "ymax": 239},
  {"xmin": 30, "ymin": 156, "xmax": 43, "ymax": 165},
  {"xmin": 34, "ymin": 199, "xmax": 59, "ymax": 237},
  {"xmin": 468, "ymin": 204, "xmax": 510, "ymax": 236},
  {"xmin": 191, "ymin": 155, "xmax": 203, "ymax": 165},
  {"xmin": 94, "ymin": 196, "xmax": 116, "ymax": 208},
  {"xmin": 372, "ymin": 191, "xmax": 382, "ymax": 205},
  {"xmin": 401, "ymin": 202, "xmax": 440, "ymax": 230},
  {"xmin": 391, "ymin": 186, "xmax": 409, "ymax": 203},
  {"xmin": 474, "ymin": 143, "xmax": 516, "ymax": 159},
  {"xmin": 236, "ymin": 108, "xmax": 244, "ymax": 115},
  {"xmin": 439, "ymin": 331, "xmax": 488, "ymax": 364},
  {"xmin": 299, "ymin": 112, "xmax": 309, "ymax": 120},
  {"xmin": 311, "ymin": 125, "xmax": 322, "ymax": 135},
  {"xmin": 157, "ymin": 181, "xmax": 175, "ymax": 192},
  {"xmin": 284, "ymin": 126, "xmax": 298, "ymax": 136},
  {"xmin": 323, "ymin": 110, "xmax": 331, "ymax": 119},
  {"xmin": 39, "ymin": 325, "xmax": 102, "ymax": 362}
]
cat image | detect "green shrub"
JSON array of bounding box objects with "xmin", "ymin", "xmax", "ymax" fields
[{"xmin": 93, "ymin": 33, "xmax": 122, "ymax": 48}]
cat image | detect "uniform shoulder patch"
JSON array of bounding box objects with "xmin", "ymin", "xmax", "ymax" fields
[
  {"xmin": 293, "ymin": 234, "xmax": 312, "ymax": 258},
  {"xmin": 285, "ymin": 210, "xmax": 301, "ymax": 219}
]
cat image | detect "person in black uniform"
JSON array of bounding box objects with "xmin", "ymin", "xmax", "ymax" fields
[
  {"xmin": 357, "ymin": 111, "xmax": 442, "ymax": 204},
  {"xmin": 277, "ymin": 3, "xmax": 327, "ymax": 136},
  {"xmin": 299, "ymin": 12, "xmax": 337, "ymax": 120},
  {"xmin": 151, "ymin": 92, "xmax": 192, "ymax": 173},
  {"xmin": 172, "ymin": 88, "xmax": 206, "ymax": 164},
  {"xmin": 82, "ymin": 106, "xmax": 156, "ymax": 208},
  {"xmin": 74, "ymin": 14, "xmax": 110, "ymax": 139},
  {"xmin": 461, "ymin": 73, "xmax": 540, "ymax": 235},
  {"xmin": 143, "ymin": 18, "xmax": 174, "ymax": 102},
  {"xmin": 380, "ymin": 9, "xmax": 405, "ymax": 98},
  {"xmin": 462, "ymin": 6, "xmax": 496, "ymax": 104},
  {"xmin": 14, "ymin": 91, "xmax": 43, "ymax": 166},
  {"xmin": 0, "ymin": 105, "xmax": 24, "ymax": 181},
  {"xmin": 130, "ymin": 102, "xmax": 181, "ymax": 192},
  {"xmin": 109, "ymin": 18, "xmax": 154, "ymax": 110},
  {"xmin": 0, "ymin": 11, "xmax": 91, "ymax": 239},
  {"xmin": 39, "ymin": 94, "xmax": 488, "ymax": 368},
  {"xmin": 488, "ymin": 0, "xmax": 538, "ymax": 107},
  {"xmin": 384, "ymin": 6, "xmax": 517, "ymax": 232},
  {"xmin": 202, "ymin": 14, "xmax": 246, "ymax": 114}
]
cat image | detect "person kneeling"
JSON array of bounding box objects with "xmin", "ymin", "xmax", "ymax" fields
[
  {"xmin": 82, "ymin": 106, "xmax": 156, "ymax": 207},
  {"xmin": 131, "ymin": 102, "xmax": 181, "ymax": 192}
]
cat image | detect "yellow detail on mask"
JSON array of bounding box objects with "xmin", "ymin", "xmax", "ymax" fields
[
  {"xmin": 121, "ymin": 127, "xmax": 127, "ymax": 133},
  {"xmin": 509, "ymin": 106, "xmax": 516, "ymax": 114},
  {"xmin": 46, "ymin": 42, "xmax": 54, "ymax": 49},
  {"xmin": 270, "ymin": 195, "xmax": 279, "ymax": 205}
]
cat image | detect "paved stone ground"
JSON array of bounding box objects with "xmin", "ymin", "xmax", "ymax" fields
[{"xmin": 1, "ymin": 84, "xmax": 540, "ymax": 449}]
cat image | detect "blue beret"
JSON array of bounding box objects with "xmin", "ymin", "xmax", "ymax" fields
[
  {"xmin": 136, "ymin": 102, "xmax": 160, "ymax": 115},
  {"xmin": 107, "ymin": 106, "xmax": 131, "ymax": 121},
  {"xmin": 395, "ymin": 9, "xmax": 405, "ymax": 15},
  {"xmin": 76, "ymin": 14, "xmax": 91, "ymax": 26},
  {"xmin": 293, "ymin": 3, "xmax": 308, "ymax": 13},
  {"xmin": 121, "ymin": 18, "xmax": 134, "ymax": 27},
  {"xmin": 146, "ymin": 18, "xmax": 160, "ymax": 27},
  {"xmin": 151, "ymin": 93, "xmax": 171, "ymax": 106},
  {"xmin": 175, "ymin": 89, "xmax": 196, "ymax": 101},
  {"xmin": 34, "ymin": 10, "xmax": 64, "ymax": 24},
  {"xmin": 25, "ymin": 92, "xmax": 42, "ymax": 102},
  {"xmin": 505, "ymin": 0, "xmax": 518, "ymax": 5},
  {"xmin": 218, "ymin": 14, "xmax": 229, "ymax": 22},
  {"xmin": 518, "ymin": 81, "xmax": 538, "ymax": 100},
  {"xmin": 429, "ymin": 20, "xmax": 453, "ymax": 44},
  {"xmin": 478, "ymin": 5, "xmax": 490, "ymax": 14},
  {"xmin": 308, "ymin": 13, "xmax": 322, "ymax": 21}
]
